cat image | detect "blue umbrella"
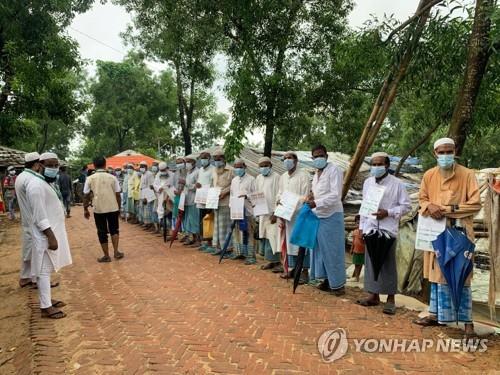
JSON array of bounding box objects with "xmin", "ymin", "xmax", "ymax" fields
[{"xmin": 432, "ymin": 227, "xmax": 475, "ymax": 322}]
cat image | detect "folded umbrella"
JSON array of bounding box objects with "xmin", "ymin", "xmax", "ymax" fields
[
  {"xmin": 169, "ymin": 208, "xmax": 184, "ymax": 247},
  {"xmin": 432, "ymin": 227, "xmax": 475, "ymax": 321},
  {"xmin": 363, "ymin": 230, "xmax": 395, "ymax": 282},
  {"xmin": 292, "ymin": 247, "xmax": 306, "ymax": 294}
]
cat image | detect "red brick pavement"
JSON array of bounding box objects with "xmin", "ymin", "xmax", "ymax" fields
[{"xmin": 18, "ymin": 207, "xmax": 499, "ymax": 374}]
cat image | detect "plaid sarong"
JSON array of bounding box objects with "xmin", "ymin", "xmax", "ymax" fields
[
  {"xmin": 429, "ymin": 282, "xmax": 472, "ymax": 323},
  {"xmin": 212, "ymin": 206, "xmax": 232, "ymax": 249}
]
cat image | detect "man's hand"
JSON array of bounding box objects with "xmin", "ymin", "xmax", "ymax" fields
[
  {"xmin": 270, "ymin": 215, "xmax": 277, "ymax": 224},
  {"xmin": 195, "ymin": 182, "xmax": 202, "ymax": 189},
  {"xmin": 219, "ymin": 191, "xmax": 227, "ymax": 199},
  {"xmin": 427, "ymin": 203, "xmax": 444, "ymax": 219},
  {"xmin": 143, "ymin": 198, "xmax": 147, "ymax": 204},
  {"xmin": 159, "ymin": 187, "xmax": 164, "ymax": 193},
  {"xmin": 372, "ymin": 209, "xmax": 389, "ymax": 220},
  {"xmin": 47, "ymin": 232, "xmax": 58, "ymax": 251},
  {"xmin": 84, "ymin": 208, "xmax": 90, "ymax": 220},
  {"xmin": 305, "ymin": 193, "xmax": 316, "ymax": 208},
  {"xmin": 150, "ymin": 185, "xmax": 154, "ymax": 190}
]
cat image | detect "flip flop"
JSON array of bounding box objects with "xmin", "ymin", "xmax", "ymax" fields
[
  {"xmin": 97, "ymin": 255, "xmax": 111, "ymax": 263},
  {"xmin": 19, "ymin": 280, "xmax": 33, "ymax": 288},
  {"xmin": 412, "ymin": 316, "xmax": 445, "ymax": 327},
  {"xmin": 41, "ymin": 309, "xmax": 66, "ymax": 319},
  {"xmin": 114, "ymin": 252, "xmax": 125, "ymax": 260},
  {"xmin": 51, "ymin": 300, "xmax": 66, "ymax": 308},
  {"xmin": 32, "ymin": 281, "xmax": 59, "ymax": 289},
  {"xmin": 260, "ymin": 263, "xmax": 276, "ymax": 270},
  {"xmin": 355, "ymin": 299, "xmax": 380, "ymax": 307},
  {"xmin": 383, "ymin": 302, "xmax": 397, "ymax": 315}
]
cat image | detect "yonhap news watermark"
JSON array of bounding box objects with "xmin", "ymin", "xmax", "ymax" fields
[{"xmin": 317, "ymin": 328, "xmax": 489, "ymax": 363}]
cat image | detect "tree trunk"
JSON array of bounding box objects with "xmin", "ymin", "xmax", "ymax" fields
[
  {"xmin": 341, "ymin": 0, "xmax": 434, "ymax": 200},
  {"xmin": 174, "ymin": 61, "xmax": 192, "ymax": 156},
  {"xmin": 394, "ymin": 122, "xmax": 440, "ymax": 175},
  {"xmin": 447, "ymin": 0, "xmax": 493, "ymax": 156}
]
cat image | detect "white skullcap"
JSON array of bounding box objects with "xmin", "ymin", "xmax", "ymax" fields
[
  {"xmin": 159, "ymin": 161, "xmax": 168, "ymax": 170},
  {"xmin": 433, "ymin": 137, "xmax": 455, "ymax": 149},
  {"xmin": 184, "ymin": 154, "xmax": 196, "ymax": 161},
  {"xmin": 25, "ymin": 152, "xmax": 40, "ymax": 162},
  {"xmin": 40, "ymin": 152, "xmax": 58, "ymax": 161},
  {"xmin": 212, "ymin": 149, "xmax": 224, "ymax": 157},
  {"xmin": 139, "ymin": 160, "xmax": 148, "ymax": 165},
  {"xmin": 127, "ymin": 163, "xmax": 134, "ymax": 168},
  {"xmin": 200, "ymin": 149, "xmax": 211, "ymax": 156},
  {"xmin": 371, "ymin": 152, "xmax": 389, "ymax": 159},
  {"xmin": 234, "ymin": 158, "xmax": 245, "ymax": 165},
  {"xmin": 7, "ymin": 165, "xmax": 15, "ymax": 171},
  {"xmin": 284, "ymin": 150, "xmax": 297, "ymax": 158},
  {"xmin": 175, "ymin": 156, "xmax": 185, "ymax": 161},
  {"xmin": 258, "ymin": 156, "xmax": 271, "ymax": 164}
]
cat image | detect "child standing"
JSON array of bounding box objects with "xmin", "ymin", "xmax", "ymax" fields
[{"xmin": 351, "ymin": 215, "xmax": 365, "ymax": 282}]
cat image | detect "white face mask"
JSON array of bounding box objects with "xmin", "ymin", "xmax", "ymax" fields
[{"xmin": 186, "ymin": 163, "xmax": 194, "ymax": 171}]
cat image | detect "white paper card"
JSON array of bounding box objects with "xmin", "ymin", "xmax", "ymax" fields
[
  {"xmin": 178, "ymin": 192, "xmax": 186, "ymax": 211},
  {"xmin": 249, "ymin": 192, "xmax": 269, "ymax": 216},
  {"xmin": 194, "ymin": 185, "xmax": 210, "ymax": 204},
  {"xmin": 415, "ymin": 216, "xmax": 446, "ymax": 251},
  {"xmin": 205, "ymin": 187, "xmax": 221, "ymax": 209},
  {"xmin": 143, "ymin": 188, "xmax": 156, "ymax": 203},
  {"xmin": 274, "ymin": 191, "xmax": 300, "ymax": 221},
  {"xmin": 230, "ymin": 197, "xmax": 245, "ymax": 220},
  {"xmin": 359, "ymin": 184, "xmax": 386, "ymax": 217}
]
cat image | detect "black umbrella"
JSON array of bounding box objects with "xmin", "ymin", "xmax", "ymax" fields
[
  {"xmin": 163, "ymin": 213, "xmax": 168, "ymax": 243},
  {"xmin": 292, "ymin": 247, "xmax": 306, "ymax": 293},
  {"xmin": 219, "ymin": 220, "xmax": 237, "ymax": 263},
  {"xmin": 364, "ymin": 230, "xmax": 395, "ymax": 281}
]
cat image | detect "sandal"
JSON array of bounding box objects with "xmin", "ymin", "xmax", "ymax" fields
[
  {"xmin": 114, "ymin": 251, "xmax": 125, "ymax": 260},
  {"xmin": 32, "ymin": 281, "xmax": 59, "ymax": 289},
  {"xmin": 97, "ymin": 255, "xmax": 112, "ymax": 263},
  {"xmin": 413, "ymin": 316, "xmax": 445, "ymax": 327},
  {"xmin": 355, "ymin": 298, "xmax": 380, "ymax": 307},
  {"xmin": 261, "ymin": 263, "xmax": 276, "ymax": 270},
  {"xmin": 272, "ymin": 265, "xmax": 284, "ymax": 273},
  {"xmin": 383, "ymin": 302, "xmax": 397, "ymax": 315},
  {"xmin": 19, "ymin": 280, "xmax": 33, "ymax": 288},
  {"xmin": 41, "ymin": 308, "xmax": 66, "ymax": 319},
  {"xmin": 51, "ymin": 300, "xmax": 66, "ymax": 308}
]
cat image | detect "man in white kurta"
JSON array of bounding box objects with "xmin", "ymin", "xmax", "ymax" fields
[
  {"xmin": 139, "ymin": 161, "xmax": 156, "ymax": 227},
  {"xmin": 154, "ymin": 162, "xmax": 175, "ymax": 221},
  {"xmin": 255, "ymin": 156, "xmax": 281, "ymax": 271},
  {"xmin": 230, "ymin": 159, "xmax": 257, "ymax": 264},
  {"xmin": 14, "ymin": 152, "xmax": 42, "ymax": 287},
  {"xmin": 195, "ymin": 150, "xmax": 215, "ymax": 250},
  {"xmin": 27, "ymin": 152, "xmax": 72, "ymax": 319},
  {"xmin": 276, "ymin": 151, "xmax": 311, "ymax": 279}
]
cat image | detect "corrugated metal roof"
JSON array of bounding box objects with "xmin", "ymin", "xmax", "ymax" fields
[{"xmin": 0, "ymin": 146, "xmax": 26, "ymax": 168}]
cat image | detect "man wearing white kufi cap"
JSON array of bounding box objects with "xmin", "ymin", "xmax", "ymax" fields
[
  {"xmin": 195, "ymin": 150, "xmax": 215, "ymax": 250},
  {"xmin": 255, "ymin": 156, "xmax": 281, "ymax": 271},
  {"xmin": 414, "ymin": 137, "xmax": 481, "ymax": 336},
  {"xmin": 182, "ymin": 155, "xmax": 201, "ymax": 244},
  {"xmin": 14, "ymin": 152, "xmax": 42, "ymax": 287},
  {"xmin": 172, "ymin": 156, "xmax": 187, "ymax": 239},
  {"xmin": 153, "ymin": 161, "xmax": 175, "ymax": 225},
  {"xmin": 3, "ymin": 165, "xmax": 18, "ymax": 220},
  {"xmin": 356, "ymin": 150, "xmax": 411, "ymax": 312},
  {"xmin": 25, "ymin": 151, "xmax": 72, "ymax": 319},
  {"xmin": 138, "ymin": 160, "xmax": 156, "ymax": 229}
]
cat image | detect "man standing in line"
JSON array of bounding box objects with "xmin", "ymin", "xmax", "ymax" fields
[
  {"xmin": 3, "ymin": 165, "xmax": 17, "ymax": 220},
  {"xmin": 139, "ymin": 161, "xmax": 156, "ymax": 230},
  {"xmin": 195, "ymin": 151, "xmax": 215, "ymax": 250},
  {"xmin": 356, "ymin": 151, "xmax": 411, "ymax": 311},
  {"xmin": 182, "ymin": 156, "xmax": 200, "ymax": 245},
  {"xmin": 27, "ymin": 152, "xmax": 72, "ymax": 319},
  {"xmin": 120, "ymin": 163, "xmax": 129, "ymax": 221},
  {"xmin": 83, "ymin": 156, "xmax": 124, "ymax": 263},
  {"xmin": 154, "ymin": 162, "xmax": 175, "ymax": 236},
  {"xmin": 57, "ymin": 166, "xmax": 72, "ymax": 218},
  {"xmin": 256, "ymin": 157, "xmax": 281, "ymax": 271}
]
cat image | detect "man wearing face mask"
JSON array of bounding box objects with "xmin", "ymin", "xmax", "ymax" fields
[
  {"xmin": 414, "ymin": 138, "xmax": 481, "ymax": 336},
  {"xmin": 120, "ymin": 163, "xmax": 129, "ymax": 221},
  {"xmin": 57, "ymin": 166, "xmax": 72, "ymax": 218},
  {"xmin": 154, "ymin": 162, "xmax": 174, "ymax": 233},
  {"xmin": 26, "ymin": 152, "xmax": 72, "ymax": 319},
  {"xmin": 182, "ymin": 155, "xmax": 201, "ymax": 245},
  {"xmin": 356, "ymin": 152, "xmax": 411, "ymax": 311},
  {"xmin": 150, "ymin": 162, "xmax": 161, "ymax": 233},
  {"xmin": 208, "ymin": 150, "xmax": 233, "ymax": 255},
  {"xmin": 230, "ymin": 159, "xmax": 257, "ymax": 264},
  {"xmin": 139, "ymin": 161, "xmax": 156, "ymax": 230},
  {"xmin": 276, "ymin": 151, "xmax": 311, "ymax": 281},
  {"xmin": 255, "ymin": 157, "xmax": 281, "ymax": 271},
  {"xmin": 195, "ymin": 151, "xmax": 215, "ymax": 250},
  {"xmin": 83, "ymin": 156, "xmax": 124, "ymax": 263},
  {"xmin": 172, "ymin": 157, "xmax": 187, "ymax": 238},
  {"xmin": 15, "ymin": 152, "xmax": 42, "ymax": 288},
  {"xmin": 3, "ymin": 165, "xmax": 18, "ymax": 220},
  {"xmin": 128, "ymin": 165, "xmax": 141, "ymax": 224}
]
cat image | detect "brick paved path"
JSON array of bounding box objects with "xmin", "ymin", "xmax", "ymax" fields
[{"xmin": 16, "ymin": 207, "xmax": 499, "ymax": 374}]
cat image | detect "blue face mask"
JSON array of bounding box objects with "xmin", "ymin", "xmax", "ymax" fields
[
  {"xmin": 139, "ymin": 167, "xmax": 146, "ymax": 173},
  {"xmin": 284, "ymin": 159, "xmax": 295, "ymax": 171},
  {"xmin": 160, "ymin": 171, "xmax": 168, "ymax": 176},
  {"xmin": 260, "ymin": 167, "xmax": 271, "ymax": 176},
  {"xmin": 313, "ymin": 157, "xmax": 327, "ymax": 170},
  {"xmin": 151, "ymin": 166, "xmax": 158, "ymax": 173},
  {"xmin": 200, "ymin": 158, "xmax": 210, "ymax": 167},
  {"xmin": 127, "ymin": 169, "xmax": 134, "ymax": 175},
  {"xmin": 214, "ymin": 160, "xmax": 225, "ymax": 168},
  {"xmin": 44, "ymin": 167, "xmax": 59, "ymax": 179},
  {"xmin": 437, "ymin": 154, "xmax": 455, "ymax": 169},
  {"xmin": 370, "ymin": 166, "xmax": 387, "ymax": 178},
  {"xmin": 176, "ymin": 163, "xmax": 185, "ymax": 170},
  {"xmin": 234, "ymin": 168, "xmax": 245, "ymax": 177}
]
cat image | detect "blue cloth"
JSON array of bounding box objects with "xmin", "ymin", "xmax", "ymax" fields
[
  {"xmin": 183, "ymin": 205, "xmax": 200, "ymax": 234},
  {"xmin": 288, "ymin": 252, "xmax": 310, "ymax": 269},
  {"xmin": 429, "ymin": 282, "xmax": 472, "ymax": 323},
  {"xmin": 290, "ymin": 204, "xmax": 320, "ymax": 249},
  {"xmin": 310, "ymin": 211, "xmax": 346, "ymax": 289}
]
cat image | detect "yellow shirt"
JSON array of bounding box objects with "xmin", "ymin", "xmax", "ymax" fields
[
  {"xmin": 84, "ymin": 171, "xmax": 121, "ymax": 214},
  {"xmin": 128, "ymin": 173, "xmax": 141, "ymax": 201},
  {"xmin": 419, "ymin": 164, "xmax": 481, "ymax": 284}
]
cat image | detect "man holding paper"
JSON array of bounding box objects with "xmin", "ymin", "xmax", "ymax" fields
[
  {"xmin": 154, "ymin": 162, "xmax": 174, "ymax": 235},
  {"xmin": 230, "ymin": 159, "xmax": 257, "ymax": 265},
  {"xmin": 208, "ymin": 150, "xmax": 233, "ymax": 255},
  {"xmin": 195, "ymin": 150, "xmax": 215, "ymax": 251},
  {"xmin": 255, "ymin": 157, "xmax": 281, "ymax": 271},
  {"xmin": 356, "ymin": 152, "xmax": 410, "ymax": 312},
  {"xmin": 306, "ymin": 145, "xmax": 348, "ymax": 296},
  {"xmin": 139, "ymin": 161, "xmax": 156, "ymax": 230},
  {"xmin": 275, "ymin": 151, "xmax": 311, "ymax": 281},
  {"xmin": 183, "ymin": 155, "xmax": 201, "ymax": 246},
  {"xmin": 414, "ymin": 138, "xmax": 481, "ymax": 335}
]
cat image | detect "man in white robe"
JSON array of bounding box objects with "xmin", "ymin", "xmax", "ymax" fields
[
  {"xmin": 15, "ymin": 152, "xmax": 42, "ymax": 287},
  {"xmin": 255, "ymin": 156, "xmax": 281, "ymax": 271},
  {"xmin": 276, "ymin": 151, "xmax": 311, "ymax": 281},
  {"xmin": 154, "ymin": 162, "xmax": 175, "ymax": 226},
  {"xmin": 27, "ymin": 152, "xmax": 72, "ymax": 319}
]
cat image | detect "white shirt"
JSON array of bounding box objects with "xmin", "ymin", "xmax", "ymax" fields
[
  {"xmin": 26, "ymin": 176, "xmax": 72, "ymax": 277},
  {"xmin": 184, "ymin": 168, "xmax": 199, "ymax": 206},
  {"xmin": 359, "ymin": 174, "xmax": 411, "ymax": 237},
  {"xmin": 230, "ymin": 173, "xmax": 256, "ymax": 216},
  {"xmin": 256, "ymin": 172, "xmax": 280, "ymax": 250},
  {"xmin": 312, "ymin": 163, "xmax": 343, "ymax": 218},
  {"xmin": 139, "ymin": 170, "xmax": 155, "ymax": 200},
  {"xmin": 277, "ymin": 168, "xmax": 311, "ymax": 202},
  {"xmin": 196, "ymin": 165, "xmax": 215, "ymax": 187}
]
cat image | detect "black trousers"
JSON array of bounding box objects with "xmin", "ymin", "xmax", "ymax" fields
[{"xmin": 94, "ymin": 211, "xmax": 120, "ymax": 244}]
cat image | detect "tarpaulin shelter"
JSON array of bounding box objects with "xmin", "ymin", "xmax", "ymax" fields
[{"xmin": 87, "ymin": 150, "xmax": 159, "ymax": 169}]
